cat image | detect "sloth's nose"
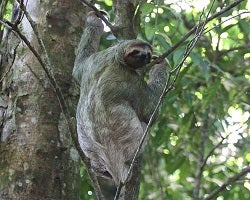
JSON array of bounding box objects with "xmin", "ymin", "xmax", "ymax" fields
[{"xmin": 140, "ymin": 52, "xmax": 148, "ymax": 59}]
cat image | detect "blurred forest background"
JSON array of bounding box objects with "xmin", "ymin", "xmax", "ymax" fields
[{"xmin": 0, "ymin": 0, "xmax": 249, "ymax": 200}]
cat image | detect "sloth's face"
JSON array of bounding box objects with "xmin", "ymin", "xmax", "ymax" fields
[{"xmin": 124, "ymin": 41, "xmax": 152, "ymax": 69}]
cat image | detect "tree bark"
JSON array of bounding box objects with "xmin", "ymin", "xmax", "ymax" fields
[
  {"xmin": 0, "ymin": 0, "xmax": 86, "ymax": 199},
  {"xmin": 112, "ymin": 0, "xmax": 140, "ymax": 39}
]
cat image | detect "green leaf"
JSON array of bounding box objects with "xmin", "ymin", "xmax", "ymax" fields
[
  {"xmin": 239, "ymin": 20, "xmax": 250, "ymax": 35},
  {"xmin": 140, "ymin": 3, "xmax": 155, "ymax": 16},
  {"xmin": 155, "ymin": 33, "xmax": 172, "ymax": 50},
  {"xmin": 173, "ymin": 49, "xmax": 185, "ymax": 66},
  {"xmin": 202, "ymin": 80, "xmax": 220, "ymax": 109},
  {"xmin": 145, "ymin": 25, "xmax": 155, "ymax": 39}
]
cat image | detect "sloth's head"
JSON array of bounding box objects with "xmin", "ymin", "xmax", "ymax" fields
[{"xmin": 124, "ymin": 41, "xmax": 152, "ymax": 69}]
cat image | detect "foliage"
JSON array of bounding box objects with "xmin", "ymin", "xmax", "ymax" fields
[{"xmin": 80, "ymin": 0, "xmax": 250, "ymax": 199}]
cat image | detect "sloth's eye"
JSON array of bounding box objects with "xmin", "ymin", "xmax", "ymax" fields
[{"xmin": 130, "ymin": 50, "xmax": 140, "ymax": 56}]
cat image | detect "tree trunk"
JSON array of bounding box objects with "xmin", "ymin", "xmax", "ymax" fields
[{"xmin": 0, "ymin": 1, "xmax": 86, "ymax": 199}]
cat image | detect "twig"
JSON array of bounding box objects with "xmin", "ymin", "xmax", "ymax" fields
[
  {"xmin": 201, "ymin": 125, "xmax": 248, "ymax": 171},
  {"xmin": 218, "ymin": 44, "xmax": 250, "ymax": 56},
  {"xmin": 204, "ymin": 166, "xmax": 250, "ymax": 200},
  {"xmin": 204, "ymin": 11, "xmax": 250, "ymax": 35},
  {"xmin": 13, "ymin": 0, "xmax": 26, "ymax": 26},
  {"xmin": 200, "ymin": 135, "xmax": 228, "ymax": 170}
]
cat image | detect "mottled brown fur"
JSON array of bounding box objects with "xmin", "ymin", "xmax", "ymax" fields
[{"xmin": 73, "ymin": 11, "xmax": 167, "ymax": 199}]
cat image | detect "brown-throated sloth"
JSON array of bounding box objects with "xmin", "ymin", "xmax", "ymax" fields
[{"xmin": 73, "ymin": 11, "xmax": 167, "ymax": 195}]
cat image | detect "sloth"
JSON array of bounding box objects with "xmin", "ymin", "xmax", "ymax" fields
[{"xmin": 73, "ymin": 11, "xmax": 167, "ymax": 198}]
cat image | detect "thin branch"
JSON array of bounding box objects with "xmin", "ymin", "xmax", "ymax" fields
[
  {"xmin": 219, "ymin": 44, "xmax": 250, "ymax": 55},
  {"xmin": 13, "ymin": 0, "xmax": 26, "ymax": 26},
  {"xmin": 199, "ymin": 123, "xmax": 249, "ymax": 172},
  {"xmin": 204, "ymin": 166, "xmax": 250, "ymax": 200},
  {"xmin": 200, "ymin": 135, "xmax": 228, "ymax": 170},
  {"xmin": 204, "ymin": 11, "xmax": 250, "ymax": 35},
  {"xmin": 201, "ymin": 117, "xmax": 247, "ymax": 170}
]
